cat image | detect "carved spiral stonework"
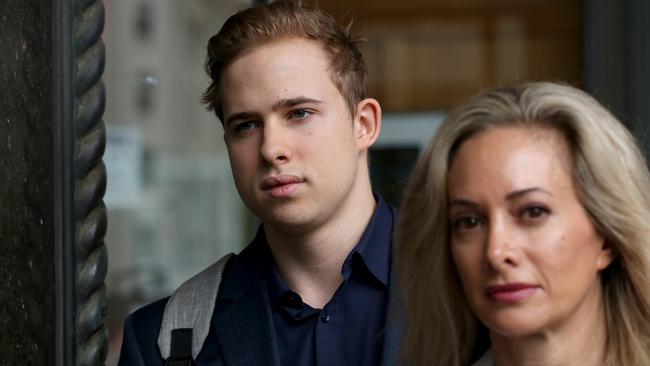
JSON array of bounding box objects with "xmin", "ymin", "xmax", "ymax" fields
[{"xmin": 73, "ymin": 0, "xmax": 108, "ymax": 364}]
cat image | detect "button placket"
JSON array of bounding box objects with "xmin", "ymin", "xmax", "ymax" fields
[
  {"xmin": 320, "ymin": 310, "xmax": 330, "ymax": 323},
  {"xmin": 315, "ymin": 305, "xmax": 339, "ymax": 366}
]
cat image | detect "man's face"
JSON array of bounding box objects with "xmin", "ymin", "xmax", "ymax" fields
[{"xmin": 220, "ymin": 38, "xmax": 365, "ymax": 233}]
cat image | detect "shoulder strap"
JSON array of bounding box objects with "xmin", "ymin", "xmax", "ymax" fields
[
  {"xmin": 158, "ymin": 253, "xmax": 233, "ymax": 361},
  {"xmin": 166, "ymin": 328, "xmax": 193, "ymax": 366}
]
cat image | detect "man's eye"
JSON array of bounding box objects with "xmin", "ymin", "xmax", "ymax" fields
[
  {"xmin": 289, "ymin": 109, "xmax": 311, "ymax": 120},
  {"xmin": 233, "ymin": 121, "xmax": 257, "ymax": 133}
]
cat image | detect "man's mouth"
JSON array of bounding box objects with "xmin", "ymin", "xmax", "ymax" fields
[{"xmin": 261, "ymin": 175, "xmax": 304, "ymax": 198}]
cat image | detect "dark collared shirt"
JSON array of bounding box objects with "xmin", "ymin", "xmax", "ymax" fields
[
  {"xmin": 264, "ymin": 197, "xmax": 394, "ymax": 366},
  {"xmin": 117, "ymin": 196, "xmax": 396, "ymax": 366}
]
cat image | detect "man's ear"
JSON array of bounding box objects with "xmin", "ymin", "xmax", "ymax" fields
[{"xmin": 354, "ymin": 98, "xmax": 382, "ymax": 151}]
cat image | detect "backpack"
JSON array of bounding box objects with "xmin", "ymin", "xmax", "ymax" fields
[{"xmin": 157, "ymin": 253, "xmax": 233, "ymax": 365}]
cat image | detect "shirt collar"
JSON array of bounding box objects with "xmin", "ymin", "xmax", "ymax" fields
[
  {"xmin": 217, "ymin": 226, "xmax": 269, "ymax": 301},
  {"xmin": 246, "ymin": 195, "xmax": 396, "ymax": 306},
  {"xmin": 347, "ymin": 194, "xmax": 394, "ymax": 288},
  {"xmin": 266, "ymin": 253, "xmax": 292, "ymax": 309},
  {"xmin": 265, "ymin": 195, "xmax": 394, "ymax": 306}
]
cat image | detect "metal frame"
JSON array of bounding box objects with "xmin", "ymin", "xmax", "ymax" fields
[{"xmin": 54, "ymin": 0, "xmax": 108, "ymax": 364}]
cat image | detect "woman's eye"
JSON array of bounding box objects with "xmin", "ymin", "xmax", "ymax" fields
[
  {"xmin": 289, "ymin": 109, "xmax": 311, "ymax": 120},
  {"xmin": 452, "ymin": 216, "xmax": 482, "ymax": 231},
  {"xmin": 521, "ymin": 206, "xmax": 550, "ymax": 220}
]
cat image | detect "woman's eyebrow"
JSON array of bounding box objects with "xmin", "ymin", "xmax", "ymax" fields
[
  {"xmin": 448, "ymin": 198, "xmax": 479, "ymax": 209},
  {"xmin": 505, "ymin": 187, "xmax": 552, "ymax": 201}
]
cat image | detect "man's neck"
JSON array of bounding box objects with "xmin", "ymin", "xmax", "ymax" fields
[{"xmin": 264, "ymin": 187, "xmax": 377, "ymax": 309}]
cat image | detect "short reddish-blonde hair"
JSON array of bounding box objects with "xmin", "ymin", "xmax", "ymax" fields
[{"xmin": 202, "ymin": 0, "xmax": 367, "ymax": 122}]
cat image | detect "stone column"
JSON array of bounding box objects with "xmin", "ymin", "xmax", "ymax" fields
[
  {"xmin": 0, "ymin": 1, "xmax": 55, "ymax": 363},
  {"xmin": 0, "ymin": 0, "xmax": 108, "ymax": 364}
]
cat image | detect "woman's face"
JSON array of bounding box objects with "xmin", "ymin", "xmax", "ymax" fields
[{"xmin": 447, "ymin": 126, "xmax": 613, "ymax": 337}]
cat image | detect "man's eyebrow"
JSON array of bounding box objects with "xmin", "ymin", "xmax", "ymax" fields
[
  {"xmin": 224, "ymin": 97, "xmax": 323, "ymax": 127},
  {"xmin": 224, "ymin": 111, "xmax": 258, "ymax": 127},
  {"xmin": 505, "ymin": 187, "xmax": 552, "ymax": 200},
  {"xmin": 271, "ymin": 97, "xmax": 323, "ymax": 110}
]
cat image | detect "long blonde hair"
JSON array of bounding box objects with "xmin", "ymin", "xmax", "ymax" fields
[{"xmin": 398, "ymin": 82, "xmax": 650, "ymax": 365}]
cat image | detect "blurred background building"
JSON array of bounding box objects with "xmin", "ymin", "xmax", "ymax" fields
[
  {"xmin": 102, "ymin": 0, "xmax": 650, "ymax": 363},
  {"xmin": 102, "ymin": 0, "xmax": 252, "ymax": 362}
]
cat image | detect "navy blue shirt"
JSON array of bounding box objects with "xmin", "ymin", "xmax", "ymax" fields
[
  {"xmin": 117, "ymin": 196, "xmax": 396, "ymax": 366},
  {"xmin": 260, "ymin": 197, "xmax": 394, "ymax": 366}
]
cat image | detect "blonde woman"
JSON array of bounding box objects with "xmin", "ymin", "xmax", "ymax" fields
[{"xmin": 398, "ymin": 82, "xmax": 650, "ymax": 366}]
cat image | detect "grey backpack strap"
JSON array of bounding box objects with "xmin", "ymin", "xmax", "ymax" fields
[{"xmin": 157, "ymin": 253, "xmax": 233, "ymax": 360}]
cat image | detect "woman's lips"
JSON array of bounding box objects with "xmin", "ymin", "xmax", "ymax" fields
[
  {"xmin": 261, "ymin": 175, "xmax": 304, "ymax": 198},
  {"xmin": 485, "ymin": 283, "xmax": 539, "ymax": 303}
]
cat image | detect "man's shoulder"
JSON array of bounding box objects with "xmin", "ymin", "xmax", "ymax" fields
[
  {"xmin": 119, "ymin": 297, "xmax": 169, "ymax": 365},
  {"xmin": 129, "ymin": 249, "xmax": 248, "ymax": 321},
  {"xmin": 126, "ymin": 296, "xmax": 169, "ymax": 341}
]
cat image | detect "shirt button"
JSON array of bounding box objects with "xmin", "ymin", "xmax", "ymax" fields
[{"xmin": 321, "ymin": 311, "xmax": 330, "ymax": 323}]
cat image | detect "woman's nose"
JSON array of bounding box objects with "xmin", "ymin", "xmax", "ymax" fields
[{"xmin": 485, "ymin": 219, "xmax": 520, "ymax": 271}]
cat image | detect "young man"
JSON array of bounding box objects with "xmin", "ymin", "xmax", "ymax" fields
[{"xmin": 119, "ymin": 1, "xmax": 400, "ymax": 365}]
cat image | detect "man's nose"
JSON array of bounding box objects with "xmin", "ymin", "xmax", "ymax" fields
[{"xmin": 260, "ymin": 121, "xmax": 291, "ymax": 165}]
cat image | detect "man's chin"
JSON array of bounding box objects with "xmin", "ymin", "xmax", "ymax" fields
[{"xmin": 259, "ymin": 209, "xmax": 319, "ymax": 234}]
